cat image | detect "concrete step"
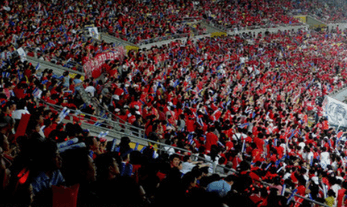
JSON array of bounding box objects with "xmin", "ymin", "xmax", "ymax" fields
[
  {"xmin": 27, "ymin": 56, "xmax": 84, "ymax": 77},
  {"xmin": 200, "ymin": 19, "xmax": 228, "ymax": 34},
  {"xmin": 101, "ymin": 33, "xmax": 138, "ymax": 47}
]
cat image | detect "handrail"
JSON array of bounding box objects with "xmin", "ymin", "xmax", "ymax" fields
[
  {"xmin": 203, "ymin": 17, "xmax": 304, "ymax": 33},
  {"xmin": 259, "ymin": 180, "xmax": 329, "ymax": 207},
  {"xmin": 137, "ymin": 33, "xmax": 191, "ymax": 46},
  {"xmin": 26, "ymin": 56, "xmax": 85, "ymax": 76},
  {"xmin": 39, "ymin": 99, "xmax": 146, "ymax": 138},
  {"xmin": 100, "ymin": 31, "xmax": 138, "ymax": 47},
  {"xmin": 40, "ymin": 101, "xmax": 329, "ymax": 206},
  {"xmin": 40, "ymin": 100, "xmax": 236, "ymax": 170}
]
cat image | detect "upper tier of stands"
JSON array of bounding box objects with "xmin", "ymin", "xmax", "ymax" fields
[{"xmin": 2, "ymin": 1, "xmax": 347, "ymax": 207}]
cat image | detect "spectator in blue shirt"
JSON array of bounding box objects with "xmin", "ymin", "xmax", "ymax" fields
[
  {"xmin": 30, "ymin": 139, "xmax": 65, "ymax": 205},
  {"xmin": 206, "ymin": 175, "xmax": 234, "ymax": 197}
]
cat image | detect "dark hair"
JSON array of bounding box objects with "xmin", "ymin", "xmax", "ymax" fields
[
  {"xmin": 169, "ymin": 154, "xmax": 180, "ymax": 162},
  {"xmin": 94, "ymin": 153, "xmax": 116, "ymax": 181},
  {"xmin": 32, "ymin": 139, "xmax": 59, "ymax": 172},
  {"xmin": 181, "ymin": 172, "xmax": 196, "ymax": 190},
  {"xmin": 119, "ymin": 136, "xmax": 131, "ymax": 156},
  {"xmin": 183, "ymin": 155, "xmax": 191, "ymax": 162},
  {"xmin": 60, "ymin": 147, "xmax": 91, "ymax": 186},
  {"xmin": 224, "ymin": 174, "xmax": 234, "ymax": 182}
]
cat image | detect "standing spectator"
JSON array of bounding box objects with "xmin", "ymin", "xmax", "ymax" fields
[{"xmin": 206, "ymin": 127, "xmax": 218, "ymax": 152}]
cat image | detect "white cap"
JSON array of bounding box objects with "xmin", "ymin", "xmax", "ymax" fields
[
  {"xmin": 135, "ymin": 111, "xmax": 141, "ymax": 115},
  {"xmin": 115, "ymin": 108, "xmax": 120, "ymax": 112}
]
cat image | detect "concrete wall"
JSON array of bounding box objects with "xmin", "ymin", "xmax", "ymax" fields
[
  {"xmin": 139, "ymin": 25, "xmax": 309, "ymax": 49},
  {"xmin": 306, "ymin": 16, "xmax": 326, "ymax": 28},
  {"xmin": 227, "ymin": 25, "xmax": 309, "ymax": 36},
  {"xmin": 327, "ymin": 23, "xmax": 347, "ymax": 31}
]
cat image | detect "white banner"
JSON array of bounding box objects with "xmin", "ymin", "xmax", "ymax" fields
[
  {"xmin": 87, "ymin": 27, "xmax": 100, "ymax": 40},
  {"xmin": 17, "ymin": 47, "xmax": 27, "ymax": 62},
  {"xmin": 322, "ymin": 96, "xmax": 347, "ymax": 127}
]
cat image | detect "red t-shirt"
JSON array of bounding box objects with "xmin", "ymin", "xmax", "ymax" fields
[
  {"xmin": 205, "ymin": 132, "xmax": 218, "ymax": 151},
  {"xmin": 337, "ymin": 188, "xmax": 346, "ymax": 207}
]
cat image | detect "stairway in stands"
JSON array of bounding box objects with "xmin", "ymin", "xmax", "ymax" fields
[{"xmin": 200, "ymin": 19, "xmax": 228, "ymax": 34}]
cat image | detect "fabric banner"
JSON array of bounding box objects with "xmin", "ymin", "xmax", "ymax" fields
[
  {"xmin": 211, "ymin": 32, "xmax": 227, "ymax": 37},
  {"xmin": 52, "ymin": 184, "xmax": 79, "ymax": 207},
  {"xmin": 87, "ymin": 27, "xmax": 100, "ymax": 40},
  {"xmin": 16, "ymin": 47, "xmax": 27, "ymax": 62},
  {"xmin": 322, "ymin": 96, "xmax": 347, "ymax": 127},
  {"xmin": 125, "ymin": 45, "xmax": 139, "ymax": 53},
  {"xmin": 83, "ymin": 47, "xmax": 125, "ymax": 79},
  {"xmin": 15, "ymin": 113, "xmax": 31, "ymax": 139}
]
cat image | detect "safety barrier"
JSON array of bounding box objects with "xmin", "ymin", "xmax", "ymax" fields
[{"xmin": 41, "ymin": 100, "xmax": 331, "ymax": 207}]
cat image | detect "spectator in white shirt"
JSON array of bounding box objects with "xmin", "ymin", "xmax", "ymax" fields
[
  {"xmin": 180, "ymin": 155, "xmax": 207, "ymax": 175},
  {"xmin": 85, "ymin": 82, "xmax": 96, "ymax": 97},
  {"xmin": 320, "ymin": 147, "xmax": 331, "ymax": 169}
]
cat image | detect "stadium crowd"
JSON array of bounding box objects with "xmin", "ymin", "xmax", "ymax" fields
[
  {"xmin": 2, "ymin": 0, "xmax": 347, "ymax": 207},
  {"xmin": 1, "ymin": 0, "xmax": 347, "ymax": 71},
  {"xmin": 205, "ymin": 0, "xmax": 301, "ymax": 30},
  {"xmin": 291, "ymin": 0, "xmax": 347, "ymax": 24}
]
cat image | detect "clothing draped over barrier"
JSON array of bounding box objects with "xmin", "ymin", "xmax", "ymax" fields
[{"xmin": 322, "ymin": 96, "xmax": 347, "ymax": 128}]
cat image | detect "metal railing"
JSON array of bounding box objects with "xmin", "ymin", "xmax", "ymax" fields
[
  {"xmin": 26, "ymin": 56, "xmax": 85, "ymax": 76},
  {"xmin": 39, "ymin": 100, "xmax": 230, "ymax": 167},
  {"xmin": 39, "ymin": 100, "xmax": 146, "ymax": 139},
  {"xmin": 137, "ymin": 33, "xmax": 191, "ymax": 46},
  {"xmin": 259, "ymin": 180, "xmax": 329, "ymax": 207},
  {"xmin": 100, "ymin": 20, "xmax": 206, "ymax": 46},
  {"xmin": 25, "ymin": 48, "xmax": 84, "ymax": 72},
  {"xmin": 40, "ymin": 100, "xmax": 330, "ymax": 207},
  {"xmin": 203, "ymin": 17, "xmax": 304, "ymax": 33}
]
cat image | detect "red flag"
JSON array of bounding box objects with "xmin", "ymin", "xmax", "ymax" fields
[
  {"xmin": 14, "ymin": 113, "xmax": 31, "ymax": 140},
  {"xmin": 52, "ymin": 184, "xmax": 79, "ymax": 207},
  {"xmin": 337, "ymin": 131, "xmax": 343, "ymax": 139}
]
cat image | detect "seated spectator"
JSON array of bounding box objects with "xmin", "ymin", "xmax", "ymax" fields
[
  {"xmin": 30, "ymin": 139, "xmax": 65, "ymax": 206},
  {"xmin": 60, "ymin": 148, "xmax": 97, "ymax": 207},
  {"xmin": 206, "ymin": 174, "xmax": 234, "ymax": 197},
  {"xmin": 95, "ymin": 152, "xmax": 144, "ymax": 206}
]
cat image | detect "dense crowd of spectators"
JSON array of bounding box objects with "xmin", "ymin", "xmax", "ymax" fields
[
  {"xmin": 3, "ymin": 0, "xmax": 347, "ymax": 207},
  {"xmin": 2, "ymin": 0, "xmax": 347, "ymax": 73},
  {"xmin": 204, "ymin": 0, "xmax": 301, "ymax": 31},
  {"xmin": 291, "ymin": 0, "xmax": 347, "ymax": 23},
  {"xmin": 89, "ymin": 27, "xmax": 347, "ymax": 206},
  {"xmin": 2, "ymin": 25, "xmax": 347, "ymax": 206}
]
